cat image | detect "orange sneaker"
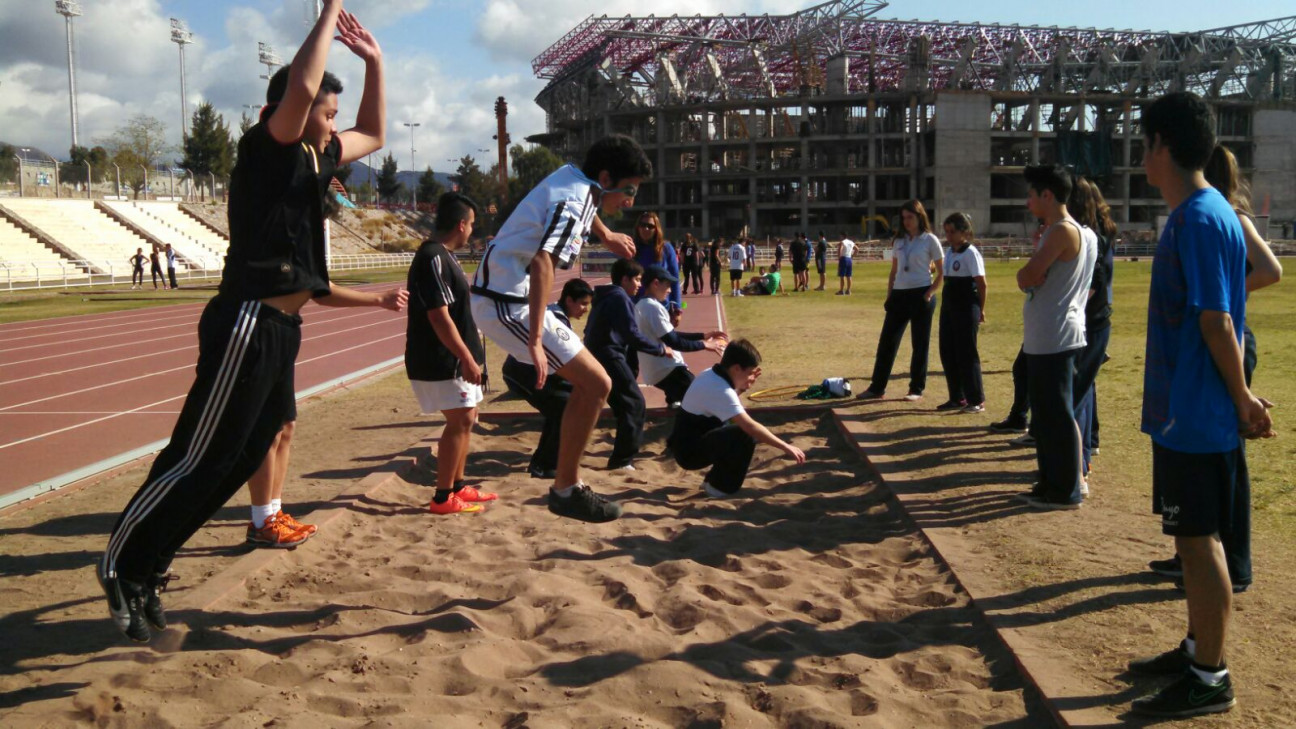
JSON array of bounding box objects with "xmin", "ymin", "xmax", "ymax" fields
[
  {"xmin": 246, "ymin": 514, "xmax": 312, "ymax": 548},
  {"xmin": 276, "ymin": 510, "xmax": 317, "ymax": 536},
  {"xmin": 455, "ymin": 485, "xmax": 498, "ymax": 503},
  {"xmin": 428, "ymin": 494, "xmax": 484, "ymax": 515}
]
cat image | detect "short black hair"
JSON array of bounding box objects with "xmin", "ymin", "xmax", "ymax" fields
[
  {"xmin": 266, "ymin": 66, "xmax": 344, "ymax": 106},
  {"xmin": 434, "ymin": 192, "xmax": 478, "ymax": 233},
  {"xmin": 1023, "ymin": 164, "xmax": 1072, "ymax": 204},
  {"xmin": 720, "ymin": 338, "xmax": 761, "ymax": 369},
  {"xmin": 560, "ymin": 278, "xmax": 593, "ymax": 303},
  {"xmin": 610, "ymin": 257, "xmax": 643, "ymax": 286},
  {"xmin": 582, "ymin": 135, "xmax": 653, "ymax": 184},
  {"xmin": 1143, "ymin": 92, "xmax": 1216, "ymax": 171}
]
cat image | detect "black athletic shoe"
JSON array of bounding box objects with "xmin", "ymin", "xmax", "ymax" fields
[
  {"xmin": 1172, "ymin": 578, "xmax": 1250, "ymax": 594},
  {"xmin": 528, "ymin": 465, "xmax": 556, "ymax": 480},
  {"xmin": 98, "ymin": 570, "xmax": 151, "ymax": 643},
  {"xmin": 935, "ymin": 399, "xmax": 966, "ymax": 411},
  {"xmin": 144, "ymin": 571, "xmax": 177, "ymax": 630},
  {"xmin": 1131, "ymin": 671, "xmax": 1235, "ymax": 718},
  {"xmin": 1128, "ymin": 641, "xmax": 1193, "ymax": 676},
  {"xmin": 548, "ymin": 484, "xmax": 622, "ymax": 523},
  {"xmin": 1149, "ymin": 555, "xmax": 1183, "ymax": 578},
  {"xmin": 990, "ymin": 415, "xmax": 1028, "ymax": 433}
]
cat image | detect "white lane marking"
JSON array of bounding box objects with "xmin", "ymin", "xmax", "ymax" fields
[{"xmin": 0, "ymin": 411, "xmax": 182, "ymax": 415}]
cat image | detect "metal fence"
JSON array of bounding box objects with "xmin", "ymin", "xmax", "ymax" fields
[{"xmin": 0, "ymin": 252, "xmax": 415, "ymax": 291}]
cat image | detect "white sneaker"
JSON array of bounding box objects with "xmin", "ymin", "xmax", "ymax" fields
[
  {"xmin": 903, "ymin": 392, "xmax": 923, "ymax": 402},
  {"xmin": 1080, "ymin": 479, "xmax": 1090, "ymax": 497},
  {"xmin": 702, "ymin": 482, "xmax": 731, "ymax": 498},
  {"xmin": 961, "ymin": 403, "xmax": 985, "ymax": 413},
  {"xmin": 612, "ymin": 463, "xmax": 636, "ymax": 472}
]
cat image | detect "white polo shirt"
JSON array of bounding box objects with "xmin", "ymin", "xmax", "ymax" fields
[
  {"xmin": 634, "ymin": 297, "xmax": 686, "ymax": 385},
  {"xmin": 838, "ymin": 238, "xmax": 856, "ymax": 260},
  {"xmin": 680, "ymin": 367, "xmax": 745, "ymax": 423},
  {"xmin": 892, "ymin": 232, "xmax": 944, "ymax": 290},
  {"xmin": 943, "ymin": 245, "xmax": 985, "ymax": 278},
  {"xmin": 729, "ymin": 243, "xmax": 746, "ymax": 270}
]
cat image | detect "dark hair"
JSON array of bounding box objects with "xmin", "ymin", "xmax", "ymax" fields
[
  {"xmin": 1204, "ymin": 145, "xmax": 1253, "ymax": 216},
  {"xmin": 1023, "ymin": 164, "xmax": 1073, "ymax": 204},
  {"xmin": 636, "ymin": 211, "xmax": 665, "ymax": 261},
  {"xmin": 720, "ymin": 338, "xmax": 761, "ymax": 369},
  {"xmin": 943, "ymin": 212, "xmax": 974, "ymax": 237},
  {"xmin": 1087, "ymin": 180, "xmax": 1119, "ymax": 237},
  {"xmin": 434, "ymin": 192, "xmax": 479, "ymax": 233},
  {"xmin": 610, "ymin": 257, "xmax": 643, "ymax": 286},
  {"xmin": 898, "ymin": 199, "xmax": 932, "ymax": 237},
  {"xmin": 1067, "ymin": 177, "xmax": 1097, "ymax": 231},
  {"xmin": 266, "ymin": 66, "xmax": 343, "ymax": 106},
  {"xmin": 1143, "ymin": 92, "xmax": 1216, "ymax": 172},
  {"xmin": 582, "ymin": 134, "xmax": 653, "ymax": 183},
  {"xmin": 560, "ymin": 278, "xmax": 593, "ymax": 303}
]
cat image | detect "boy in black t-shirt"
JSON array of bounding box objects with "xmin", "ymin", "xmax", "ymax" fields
[
  {"xmin": 99, "ymin": 3, "xmax": 406, "ymax": 644},
  {"xmin": 406, "ymin": 193, "xmax": 496, "ymax": 514}
]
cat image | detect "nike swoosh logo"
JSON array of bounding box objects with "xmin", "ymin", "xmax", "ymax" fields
[{"xmin": 1190, "ymin": 685, "xmax": 1228, "ymax": 704}]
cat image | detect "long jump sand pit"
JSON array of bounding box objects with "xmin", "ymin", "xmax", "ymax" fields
[{"xmin": 62, "ymin": 413, "xmax": 1048, "ymax": 727}]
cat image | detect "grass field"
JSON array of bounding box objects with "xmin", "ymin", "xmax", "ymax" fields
[{"xmin": 723, "ymin": 259, "xmax": 1295, "ymax": 539}]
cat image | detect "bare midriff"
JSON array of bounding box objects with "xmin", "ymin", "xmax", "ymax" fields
[{"xmin": 259, "ymin": 290, "xmax": 314, "ymax": 316}]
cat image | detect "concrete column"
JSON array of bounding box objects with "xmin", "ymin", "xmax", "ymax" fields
[
  {"xmin": 1252, "ymin": 108, "xmax": 1296, "ymax": 233},
  {"xmin": 933, "ymin": 91, "xmax": 992, "ymax": 234},
  {"xmin": 867, "ymin": 98, "xmax": 877, "ymax": 235},
  {"xmin": 1121, "ymin": 101, "xmax": 1132, "ymax": 224},
  {"xmin": 1030, "ymin": 100, "xmax": 1041, "ymax": 163},
  {"xmin": 656, "ymin": 109, "xmax": 667, "ymax": 217},
  {"xmin": 827, "ymin": 54, "xmax": 850, "ymax": 96},
  {"xmin": 701, "ymin": 108, "xmax": 711, "ymax": 238},
  {"xmin": 749, "ymin": 105, "xmax": 758, "ymax": 235}
]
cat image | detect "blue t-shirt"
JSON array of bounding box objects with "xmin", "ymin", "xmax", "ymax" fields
[{"xmin": 1141, "ymin": 187, "xmax": 1247, "ymax": 453}]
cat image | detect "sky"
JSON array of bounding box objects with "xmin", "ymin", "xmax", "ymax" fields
[{"xmin": 1, "ymin": 1, "xmax": 1291, "ymax": 172}]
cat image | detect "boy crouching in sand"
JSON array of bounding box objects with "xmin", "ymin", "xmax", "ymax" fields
[
  {"xmin": 406, "ymin": 192, "xmax": 498, "ymax": 514},
  {"xmin": 668, "ymin": 339, "xmax": 806, "ymax": 497}
]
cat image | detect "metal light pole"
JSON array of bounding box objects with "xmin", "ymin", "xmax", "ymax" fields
[
  {"xmin": 54, "ymin": 1, "xmax": 82, "ymax": 149},
  {"xmin": 258, "ymin": 42, "xmax": 282, "ymax": 82},
  {"xmin": 403, "ymin": 122, "xmax": 420, "ymax": 207},
  {"xmin": 170, "ymin": 18, "xmax": 194, "ymax": 139}
]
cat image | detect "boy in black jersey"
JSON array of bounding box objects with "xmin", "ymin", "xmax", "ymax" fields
[
  {"xmin": 99, "ymin": 2, "xmax": 406, "ymax": 643},
  {"xmin": 406, "ymin": 193, "xmax": 496, "ymax": 514}
]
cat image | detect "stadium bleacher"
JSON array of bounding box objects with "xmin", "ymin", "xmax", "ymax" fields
[
  {"xmin": 101, "ymin": 201, "xmax": 228, "ymax": 265},
  {"xmin": 0, "ymin": 216, "xmax": 70, "ymax": 282},
  {"xmin": 1, "ymin": 199, "xmax": 149, "ymax": 275}
]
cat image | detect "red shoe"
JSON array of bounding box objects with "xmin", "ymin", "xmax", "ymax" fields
[
  {"xmin": 246, "ymin": 514, "xmax": 312, "ymax": 548},
  {"xmin": 276, "ymin": 510, "xmax": 317, "ymax": 536},
  {"xmin": 455, "ymin": 485, "xmax": 498, "ymax": 503},
  {"xmin": 428, "ymin": 494, "xmax": 484, "ymax": 515}
]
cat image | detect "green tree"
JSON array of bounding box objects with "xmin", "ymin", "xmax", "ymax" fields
[
  {"xmin": 335, "ymin": 163, "xmax": 353, "ymax": 187},
  {"xmin": 59, "ymin": 145, "xmax": 111, "ymax": 186},
  {"xmin": 418, "ymin": 166, "xmax": 443, "ymax": 204},
  {"xmin": 510, "ymin": 144, "xmax": 564, "ymax": 197},
  {"xmin": 376, "ymin": 152, "xmax": 404, "ymax": 203},
  {"xmin": 181, "ymin": 103, "xmax": 235, "ymax": 199},
  {"xmin": 100, "ymin": 115, "xmax": 170, "ymax": 199},
  {"xmin": 239, "ymin": 112, "xmax": 255, "ymax": 136},
  {"xmin": 0, "ymin": 143, "xmax": 17, "ymax": 183},
  {"xmin": 352, "ymin": 180, "xmax": 375, "ymax": 205},
  {"xmin": 452, "ymin": 155, "xmax": 494, "ymax": 209}
]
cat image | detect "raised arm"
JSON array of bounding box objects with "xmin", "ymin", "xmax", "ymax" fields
[
  {"xmin": 267, "ymin": 0, "xmax": 343, "ymax": 145},
  {"xmin": 334, "ymin": 10, "xmax": 385, "ymax": 164}
]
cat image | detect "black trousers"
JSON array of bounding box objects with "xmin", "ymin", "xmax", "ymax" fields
[
  {"xmin": 938, "ymin": 295, "xmax": 984, "ymax": 405},
  {"xmin": 168, "ymin": 266, "xmax": 178, "ymax": 289},
  {"xmin": 1072, "ymin": 323, "xmax": 1111, "ymax": 472},
  {"xmin": 103, "ymin": 297, "xmax": 301, "ymax": 584},
  {"xmin": 687, "ymin": 264, "xmax": 703, "ymax": 293},
  {"xmin": 709, "ymin": 265, "xmax": 721, "ymax": 294},
  {"xmin": 502, "ymin": 357, "xmax": 570, "ymax": 473},
  {"xmin": 1026, "ymin": 348, "xmax": 1083, "ymax": 504},
  {"xmin": 673, "ymin": 424, "xmax": 756, "ymax": 493},
  {"xmin": 151, "ymin": 264, "xmax": 164, "ymax": 287},
  {"xmin": 594, "ymin": 348, "xmax": 645, "ymax": 468},
  {"xmin": 868, "ymin": 287, "xmax": 936, "ymax": 395},
  {"xmin": 655, "ymin": 366, "xmax": 695, "ymax": 406},
  {"xmin": 132, "ymin": 267, "xmax": 144, "ymax": 286},
  {"xmin": 1008, "ymin": 348, "xmax": 1029, "ymax": 422}
]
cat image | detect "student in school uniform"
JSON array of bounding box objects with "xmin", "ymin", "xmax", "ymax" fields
[
  {"xmin": 729, "ymin": 238, "xmax": 747, "ymax": 296},
  {"xmin": 668, "ymin": 339, "xmax": 806, "ymax": 497},
  {"xmin": 814, "ymin": 232, "xmax": 828, "ymax": 290},
  {"xmin": 635, "ymin": 265, "xmax": 727, "ymax": 407},
  {"xmin": 585, "ymin": 257, "xmax": 673, "ymax": 470},
  {"xmin": 858, "ymin": 200, "xmax": 944, "ymax": 401},
  {"xmin": 502, "ymin": 278, "xmax": 594, "ymax": 480},
  {"xmin": 935, "ymin": 212, "xmax": 987, "ymax": 414},
  {"xmin": 707, "ymin": 238, "xmax": 723, "ymax": 295}
]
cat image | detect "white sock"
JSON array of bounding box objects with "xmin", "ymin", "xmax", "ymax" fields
[
  {"xmin": 1184, "ymin": 636, "xmax": 1197, "ymax": 658},
  {"xmin": 1189, "ymin": 662, "xmax": 1227, "ymax": 685},
  {"xmin": 271, "ymin": 498, "xmax": 282, "ymax": 514},
  {"xmin": 553, "ymin": 483, "xmax": 578, "ymax": 498},
  {"xmin": 702, "ymin": 482, "xmax": 729, "ymax": 499},
  {"xmin": 251, "ymin": 504, "xmax": 276, "ymax": 529}
]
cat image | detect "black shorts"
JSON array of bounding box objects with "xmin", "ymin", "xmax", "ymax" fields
[
  {"xmin": 730, "ymin": 269, "xmax": 744, "ymax": 281},
  {"xmin": 815, "ymin": 258, "xmax": 826, "ymax": 274},
  {"xmin": 791, "ymin": 260, "xmax": 807, "ymax": 274},
  {"xmin": 1152, "ymin": 442, "xmax": 1249, "ymax": 538}
]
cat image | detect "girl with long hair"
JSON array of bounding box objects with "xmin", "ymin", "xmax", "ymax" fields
[{"xmin": 631, "ymin": 212, "xmax": 682, "ymax": 311}]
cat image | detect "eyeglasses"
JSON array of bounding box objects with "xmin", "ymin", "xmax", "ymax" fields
[
  {"xmin": 606, "ymin": 184, "xmax": 639, "ymax": 198},
  {"xmin": 638, "ymin": 222, "xmax": 656, "ymax": 230}
]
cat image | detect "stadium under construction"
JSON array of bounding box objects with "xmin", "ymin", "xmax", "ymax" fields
[{"xmin": 529, "ymin": 0, "xmax": 1296, "ymax": 239}]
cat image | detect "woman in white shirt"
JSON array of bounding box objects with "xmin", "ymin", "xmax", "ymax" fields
[
  {"xmin": 858, "ymin": 200, "xmax": 944, "ymax": 401},
  {"xmin": 936, "ymin": 212, "xmax": 987, "ymax": 413}
]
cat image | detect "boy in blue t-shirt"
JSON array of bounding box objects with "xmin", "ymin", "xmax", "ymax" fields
[{"xmin": 1127, "ymin": 92, "xmax": 1274, "ymax": 720}]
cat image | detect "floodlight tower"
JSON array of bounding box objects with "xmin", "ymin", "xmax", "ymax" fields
[
  {"xmin": 258, "ymin": 42, "xmax": 282, "ymax": 81},
  {"xmin": 54, "ymin": 0, "xmax": 82, "ymax": 149},
  {"xmin": 170, "ymin": 18, "xmax": 194, "ymax": 138},
  {"xmin": 403, "ymin": 122, "xmax": 420, "ymax": 206}
]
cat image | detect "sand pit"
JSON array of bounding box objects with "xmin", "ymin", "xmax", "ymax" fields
[{"xmin": 32, "ymin": 414, "xmax": 1046, "ymax": 727}]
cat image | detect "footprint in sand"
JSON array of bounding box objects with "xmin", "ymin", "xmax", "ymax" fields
[
  {"xmin": 696, "ymin": 584, "xmax": 745, "ymax": 606},
  {"xmin": 602, "ymin": 580, "xmax": 653, "ymax": 618},
  {"xmin": 755, "ymin": 573, "xmax": 792, "ymax": 589},
  {"xmin": 810, "ymin": 553, "xmax": 854, "ymax": 569},
  {"xmin": 659, "ymin": 601, "xmax": 707, "ymax": 631},
  {"xmin": 794, "ymin": 600, "xmax": 843, "ymax": 623},
  {"xmin": 849, "ymin": 689, "xmax": 880, "ymax": 716}
]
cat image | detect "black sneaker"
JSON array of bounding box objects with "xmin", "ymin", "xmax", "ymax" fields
[
  {"xmin": 1149, "ymin": 555, "xmax": 1183, "ymax": 578},
  {"xmin": 1128, "ymin": 641, "xmax": 1192, "ymax": 676},
  {"xmin": 528, "ymin": 465, "xmax": 556, "ymax": 480},
  {"xmin": 1172, "ymin": 578, "xmax": 1250, "ymax": 594},
  {"xmin": 98, "ymin": 570, "xmax": 151, "ymax": 643},
  {"xmin": 144, "ymin": 571, "xmax": 177, "ymax": 630},
  {"xmin": 548, "ymin": 484, "xmax": 622, "ymax": 523},
  {"xmin": 1131, "ymin": 671, "xmax": 1235, "ymax": 718},
  {"xmin": 935, "ymin": 399, "xmax": 966, "ymax": 411},
  {"xmin": 990, "ymin": 415, "xmax": 1028, "ymax": 433}
]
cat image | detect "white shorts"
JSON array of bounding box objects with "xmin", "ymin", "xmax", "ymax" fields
[
  {"xmin": 470, "ymin": 295, "xmax": 584, "ymax": 374},
  {"xmin": 410, "ymin": 378, "xmax": 483, "ymax": 414}
]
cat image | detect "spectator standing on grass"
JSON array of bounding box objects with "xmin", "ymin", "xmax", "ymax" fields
[
  {"xmin": 935, "ymin": 212, "xmax": 986, "ymax": 414},
  {"xmin": 631, "ymin": 212, "xmax": 681, "ymax": 313},
  {"xmin": 1068, "ymin": 178, "xmax": 1116, "ymax": 488},
  {"xmin": 835, "ymin": 234, "xmax": 856, "ymax": 295},
  {"xmin": 1127, "ymin": 91, "xmax": 1274, "ymax": 720},
  {"xmin": 815, "ymin": 231, "xmax": 828, "ymax": 290},
  {"xmin": 98, "ymin": 3, "xmax": 406, "ymax": 642},
  {"xmin": 149, "ymin": 247, "xmax": 167, "ymax": 290},
  {"xmin": 774, "ymin": 237, "xmax": 785, "ymax": 270},
  {"xmin": 130, "ymin": 248, "xmax": 145, "ymax": 289},
  {"xmin": 990, "ymin": 221, "xmax": 1048, "ymax": 439},
  {"xmin": 1146, "ymin": 143, "xmax": 1283, "ymax": 593},
  {"xmin": 789, "ymin": 233, "xmax": 808, "ymax": 291},
  {"xmin": 745, "ymin": 239, "xmax": 755, "ymax": 272},
  {"xmin": 1012, "ymin": 164, "xmax": 1095, "ymax": 510},
  {"xmin": 729, "ymin": 237, "xmax": 746, "ymax": 297},
  {"xmin": 164, "ymin": 243, "xmax": 178, "ymax": 289},
  {"xmin": 857, "ymin": 201, "xmax": 943, "ymax": 400},
  {"xmin": 708, "ymin": 238, "xmax": 723, "ymax": 295}
]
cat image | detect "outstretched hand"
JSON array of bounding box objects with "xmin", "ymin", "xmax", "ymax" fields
[
  {"xmin": 335, "ymin": 9, "xmax": 381, "ymax": 62},
  {"xmin": 379, "ymin": 288, "xmax": 408, "ymax": 311}
]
